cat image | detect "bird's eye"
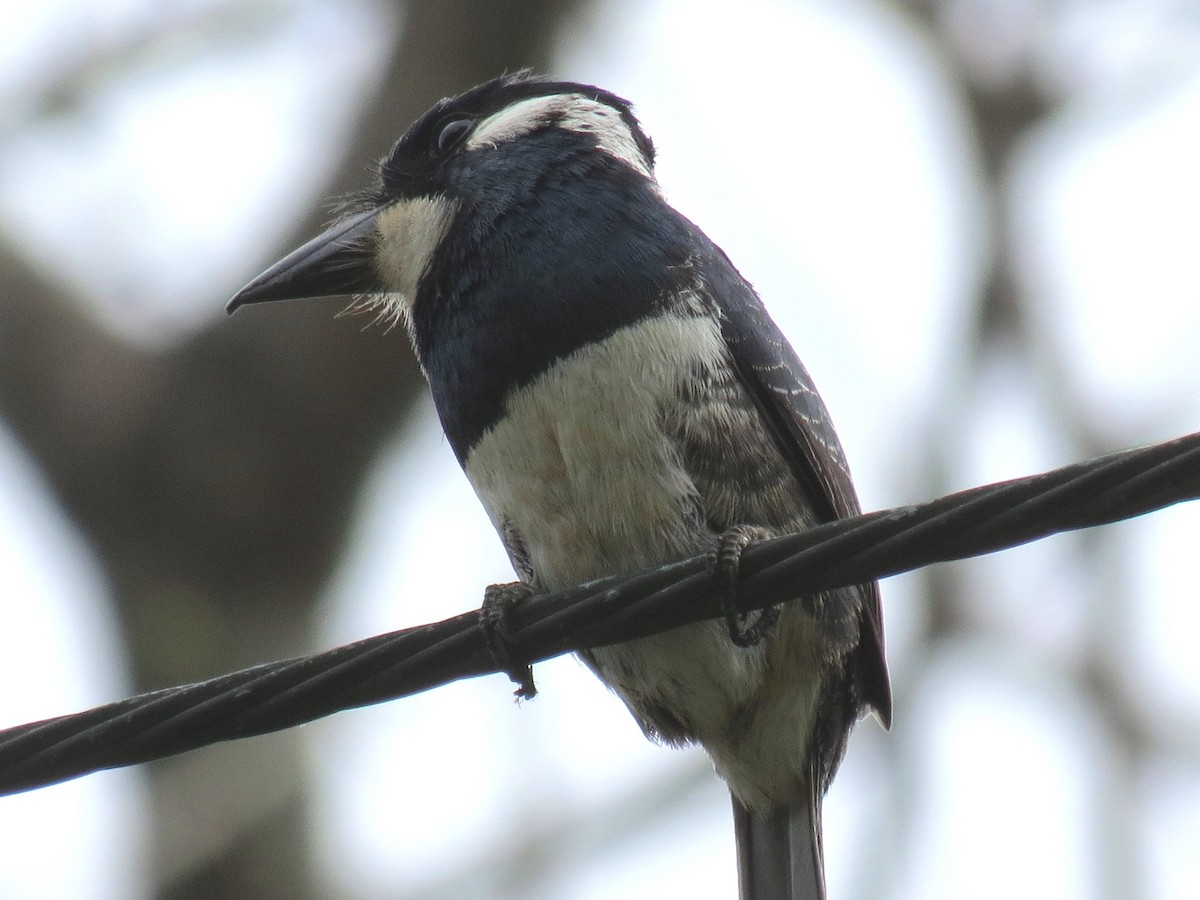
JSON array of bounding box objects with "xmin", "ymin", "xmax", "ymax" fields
[{"xmin": 433, "ymin": 116, "xmax": 474, "ymax": 156}]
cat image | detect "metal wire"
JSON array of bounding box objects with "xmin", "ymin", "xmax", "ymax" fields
[{"xmin": 2, "ymin": 430, "xmax": 1197, "ymax": 796}]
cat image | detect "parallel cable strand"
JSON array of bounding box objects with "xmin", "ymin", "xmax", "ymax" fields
[{"xmin": 1, "ymin": 432, "xmax": 1197, "ymax": 796}]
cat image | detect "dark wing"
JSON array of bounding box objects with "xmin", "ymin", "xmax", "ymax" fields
[{"xmin": 698, "ymin": 243, "xmax": 892, "ymax": 729}]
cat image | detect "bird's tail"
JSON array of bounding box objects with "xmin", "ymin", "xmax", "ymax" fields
[{"xmin": 732, "ymin": 780, "xmax": 826, "ymax": 900}]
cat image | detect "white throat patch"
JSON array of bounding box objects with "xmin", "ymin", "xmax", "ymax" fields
[
  {"xmin": 466, "ymin": 94, "xmax": 653, "ymax": 178},
  {"xmin": 365, "ymin": 195, "xmax": 460, "ymax": 326}
]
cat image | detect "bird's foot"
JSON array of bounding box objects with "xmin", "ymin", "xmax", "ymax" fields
[
  {"xmin": 710, "ymin": 525, "xmax": 779, "ymax": 648},
  {"xmin": 480, "ymin": 581, "xmax": 538, "ymax": 699}
]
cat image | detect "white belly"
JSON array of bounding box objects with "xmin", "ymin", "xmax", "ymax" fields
[
  {"xmin": 464, "ymin": 312, "xmax": 725, "ymax": 588},
  {"xmin": 462, "ymin": 311, "xmax": 822, "ymax": 810}
]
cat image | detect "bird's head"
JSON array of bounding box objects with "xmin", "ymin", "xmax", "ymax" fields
[{"xmin": 226, "ymin": 72, "xmax": 657, "ymax": 319}]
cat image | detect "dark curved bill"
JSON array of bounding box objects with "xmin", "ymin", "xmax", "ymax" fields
[{"xmin": 226, "ymin": 205, "xmax": 387, "ymax": 313}]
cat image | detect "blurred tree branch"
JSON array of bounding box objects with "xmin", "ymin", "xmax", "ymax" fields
[
  {"xmin": 901, "ymin": 4, "xmax": 1156, "ymax": 900},
  {"xmin": 0, "ymin": 0, "xmax": 585, "ymax": 896}
]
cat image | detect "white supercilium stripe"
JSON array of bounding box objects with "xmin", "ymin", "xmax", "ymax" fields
[{"xmin": 466, "ymin": 94, "xmax": 652, "ymax": 177}]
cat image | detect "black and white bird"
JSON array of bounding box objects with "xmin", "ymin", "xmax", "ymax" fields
[{"xmin": 228, "ymin": 72, "xmax": 891, "ymax": 900}]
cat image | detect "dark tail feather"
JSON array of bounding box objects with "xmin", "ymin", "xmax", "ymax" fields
[{"xmin": 732, "ymin": 782, "xmax": 826, "ymax": 900}]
